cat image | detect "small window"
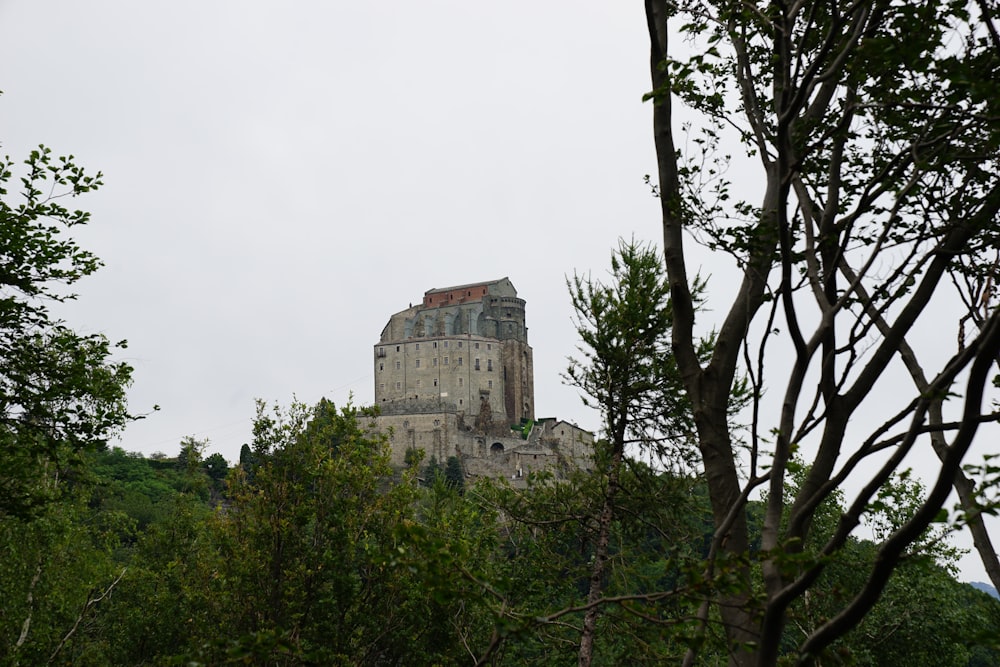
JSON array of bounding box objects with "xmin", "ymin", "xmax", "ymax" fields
[
  {"xmin": 379, "ymin": 362, "xmax": 384, "ymax": 371},
  {"xmin": 395, "ymin": 382, "xmax": 401, "ymax": 390},
  {"xmin": 433, "ymin": 341, "xmax": 438, "ymax": 348},
  {"xmin": 444, "ymin": 356, "xmax": 449, "ymax": 365},
  {"xmin": 458, "ymin": 341, "xmax": 463, "ymax": 348},
  {"xmin": 459, "ymin": 378, "xmax": 464, "ymax": 387},
  {"xmin": 433, "ymin": 379, "xmax": 438, "ymax": 387},
  {"xmin": 433, "ymin": 358, "xmax": 438, "ymax": 367},
  {"xmin": 458, "ymin": 357, "xmax": 463, "ymax": 366},
  {"xmin": 475, "ymin": 342, "xmax": 480, "ymax": 350},
  {"xmin": 415, "ymin": 343, "xmax": 420, "ymax": 350},
  {"xmin": 416, "ymin": 379, "xmax": 422, "ymax": 387},
  {"xmin": 487, "ymin": 359, "xmax": 493, "ymax": 371},
  {"xmin": 379, "ymin": 383, "xmax": 385, "ymax": 390},
  {"xmin": 444, "ymin": 341, "xmax": 449, "ymax": 348},
  {"xmin": 488, "ymin": 380, "xmax": 493, "ymax": 389},
  {"xmin": 395, "ymin": 361, "xmax": 401, "ymax": 370},
  {"xmin": 487, "ymin": 343, "xmax": 492, "ymax": 351},
  {"xmin": 396, "ymin": 345, "xmax": 400, "ymax": 352},
  {"xmin": 415, "ymin": 359, "xmax": 421, "ymax": 368},
  {"xmin": 460, "ymin": 399, "xmax": 463, "ymax": 406},
  {"xmin": 475, "ymin": 358, "xmax": 480, "ymax": 370}
]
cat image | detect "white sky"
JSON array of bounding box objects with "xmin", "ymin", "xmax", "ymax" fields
[
  {"xmin": 1, "ymin": 2, "xmax": 995, "ymax": 585},
  {"xmin": 0, "ymin": 2, "xmax": 665, "ymax": 461}
]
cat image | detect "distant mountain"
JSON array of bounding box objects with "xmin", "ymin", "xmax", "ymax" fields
[{"xmin": 969, "ymin": 581, "xmax": 999, "ymax": 599}]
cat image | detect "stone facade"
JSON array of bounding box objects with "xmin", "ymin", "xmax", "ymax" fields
[
  {"xmin": 373, "ymin": 278, "xmax": 594, "ymax": 484},
  {"xmin": 375, "ymin": 278, "xmax": 533, "ymax": 424}
]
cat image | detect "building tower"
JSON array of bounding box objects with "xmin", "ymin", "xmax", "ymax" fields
[{"xmin": 374, "ymin": 278, "xmax": 534, "ymax": 425}]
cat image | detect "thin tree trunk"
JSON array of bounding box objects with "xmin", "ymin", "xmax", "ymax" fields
[{"xmin": 578, "ymin": 424, "xmax": 625, "ymax": 667}]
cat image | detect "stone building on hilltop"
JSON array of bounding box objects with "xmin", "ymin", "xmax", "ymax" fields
[{"xmin": 373, "ymin": 278, "xmax": 594, "ymax": 483}]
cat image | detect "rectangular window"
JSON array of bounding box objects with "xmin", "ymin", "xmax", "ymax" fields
[
  {"xmin": 379, "ymin": 383, "xmax": 385, "ymax": 390},
  {"xmin": 474, "ymin": 342, "xmax": 480, "ymax": 350},
  {"xmin": 458, "ymin": 341, "xmax": 463, "ymax": 348},
  {"xmin": 433, "ymin": 379, "xmax": 438, "ymax": 387},
  {"xmin": 416, "ymin": 379, "xmax": 422, "ymax": 387},
  {"xmin": 487, "ymin": 343, "xmax": 492, "ymax": 351},
  {"xmin": 444, "ymin": 341, "xmax": 449, "ymax": 348},
  {"xmin": 475, "ymin": 358, "xmax": 480, "ymax": 370},
  {"xmin": 415, "ymin": 343, "xmax": 420, "ymax": 350},
  {"xmin": 444, "ymin": 356, "xmax": 449, "ymax": 365},
  {"xmin": 433, "ymin": 341, "xmax": 438, "ymax": 348},
  {"xmin": 415, "ymin": 359, "xmax": 421, "ymax": 368},
  {"xmin": 488, "ymin": 380, "xmax": 493, "ymax": 389},
  {"xmin": 379, "ymin": 362, "xmax": 384, "ymax": 371},
  {"xmin": 458, "ymin": 357, "xmax": 463, "ymax": 366},
  {"xmin": 396, "ymin": 345, "xmax": 400, "ymax": 352},
  {"xmin": 395, "ymin": 361, "xmax": 401, "ymax": 370},
  {"xmin": 487, "ymin": 359, "xmax": 493, "ymax": 371},
  {"xmin": 395, "ymin": 382, "xmax": 401, "ymax": 390},
  {"xmin": 433, "ymin": 358, "xmax": 438, "ymax": 367},
  {"xmin": 459, "ymin": 378, "xmax": 464, "ymax": 387}
]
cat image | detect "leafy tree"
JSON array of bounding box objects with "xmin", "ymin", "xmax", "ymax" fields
[
  {"xmin": 93, "ymin": 492, "xmax": 219, "ymax": 665},
  {"xmin": 423, "ymin": 454, "xmax": 444, "ymax": 486},
  {"xmin": 180, "ymin": 399, "xmax": 485, "ymax": 664},
  {"xmin": 404, "ymin": 445, "xmax": 424, "ymax": 468},
  {"xmin": 643, "ymin": 1, "xmax": 1000, "ymax": 663},
  {"xmin": 202, "ymin": 452, "xmax": 229, "ymax": 482},
  {"xmin": 0, "ymin": 485, "xmax": 130, "ymax": 664},
  {"xmin": 444, "ymin": 455, "xmax": 465, "ymax": 492},
  {"xmin": 0, "ymin": 145, "xmax": 133, "ymax": 518}
]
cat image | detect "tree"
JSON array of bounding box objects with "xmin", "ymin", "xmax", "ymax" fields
[
  {"xmin": 191, "ymin": 399, "xmax": 486, "ymax": 664},
  {"xmin": 564, "ymin": 239, "xmax": 692, "ymax": 665},
  {"xmin": 175, "ymin": 436, "xmax": 204, "ymax": 473},
  {"xmin": 643, "ymin": 1, "xmax": 1000, "ymax": 664},
  {"xmin": 470, "ymin": 243, "xmax": 725, "ymax": 665},
  {"xmin": 444, "ymin": 455, "xmax": 465, "ymax": 492},
  {"xmin": 202, "ymin": 452, "xmax": 229, "ymax": 482},
  {"xmin": 0, "ymin": 144, "xmax": 133, "ymax": 518}
]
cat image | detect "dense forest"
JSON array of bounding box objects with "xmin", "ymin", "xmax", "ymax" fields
[{"xmin": 2, "ymin": 398, "xmax": 999, "ymax": 665}]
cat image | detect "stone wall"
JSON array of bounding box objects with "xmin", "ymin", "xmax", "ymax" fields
[{"xmin": 372, "ymin": 410, "xmax": 595, "ymax": 487}]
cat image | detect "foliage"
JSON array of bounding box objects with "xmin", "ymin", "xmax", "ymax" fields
[
  {"xmin": 142, "ymin": 398, "xmax": 492, "ymax": 665},
  {"xmin": 0, "ymin": 145, "xmax": 133, "ymax": 518},
  {"xmin": 0, "ymin": 479, "xmax": 131, "ymax": 665},
  {"xmin": 444, "ymin": 455, "xmax": 465, "ymax": 492}
]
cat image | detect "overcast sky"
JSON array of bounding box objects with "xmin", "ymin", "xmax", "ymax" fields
[
  {"xmin": 0, "ymin": 2, "xmax": 666, "ymax": 460},
  {"xmin": 2, "ymin": 3, "xmax": 995, "ymax": 584}
]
